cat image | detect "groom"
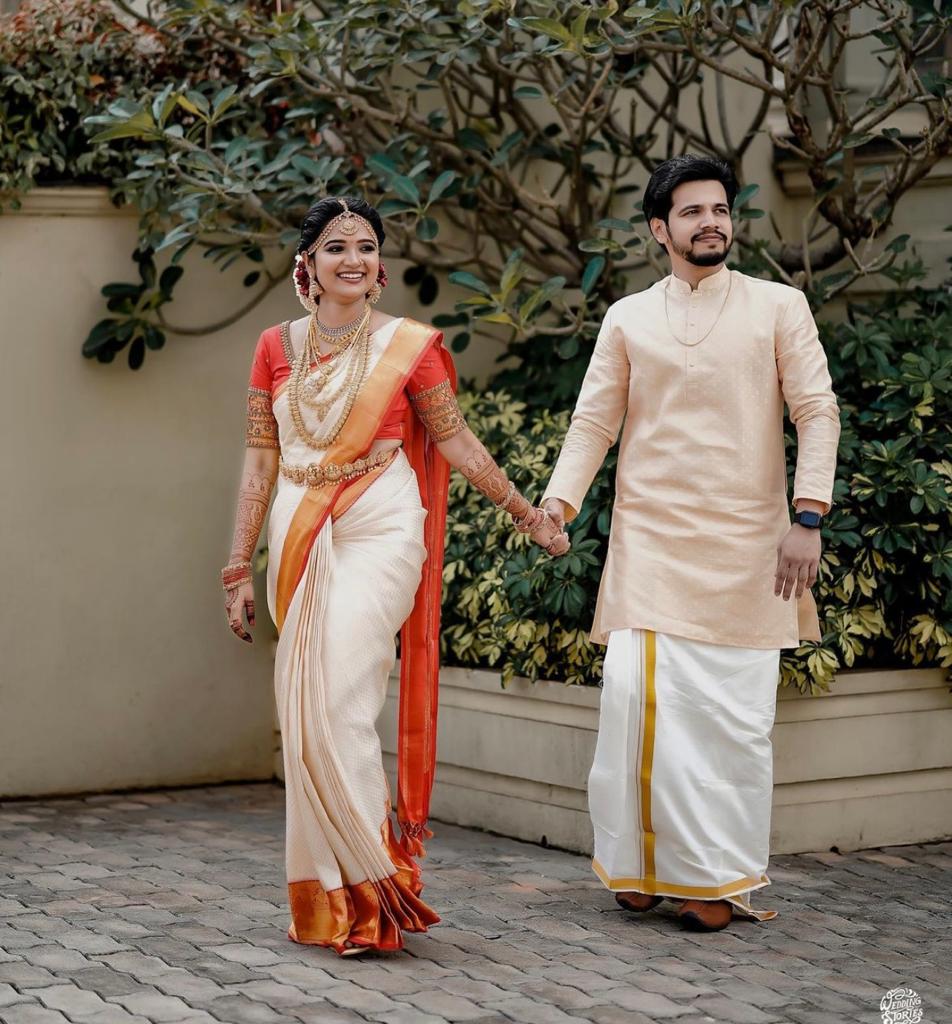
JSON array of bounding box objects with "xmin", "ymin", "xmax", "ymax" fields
[{"xmin": 542, "ymin": 155, "xmax": 840, "ymax": 931}]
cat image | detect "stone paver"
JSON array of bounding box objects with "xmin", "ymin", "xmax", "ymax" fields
[{"xmin": 1, "ymin": 784, "xmax": 950, "ymax": 1024}]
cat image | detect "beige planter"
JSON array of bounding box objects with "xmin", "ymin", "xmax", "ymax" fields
[{"xmin": 375, "ymin": 664, "xmax": 952, "ymax": 856}]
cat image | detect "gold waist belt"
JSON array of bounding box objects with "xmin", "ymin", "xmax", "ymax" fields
[{"xmin": 279, "ymin": 448, "xmax": 397, "ymax": 488}]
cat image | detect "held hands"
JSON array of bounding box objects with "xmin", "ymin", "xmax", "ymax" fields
[
  {"xmin": 534, "ymin": 498, "xmax": 570, "ymax": 557},
  {"xmin": 530, "ymin": 509, "xmax": 571, "ymax": 556},
  {"xmin": 774, "ymin": 525, "xmax": 821, "ymax": 601},
  {"xmin": 225, "ymin": 581, "xmax": 256, "ymax": 642}
]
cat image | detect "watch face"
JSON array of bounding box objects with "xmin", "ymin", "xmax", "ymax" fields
[{"xmin": 797, "ymin": 511, "xmax": 822, "ymax": 527}]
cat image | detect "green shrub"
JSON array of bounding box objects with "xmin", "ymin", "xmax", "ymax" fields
[
  {"xmin": 0, "ymin": 0, "xmax": 248, "ymax": 207},
  {"xmin": 0, "ymin": 0, "xmax": 156, "ymax": 202},
  {"xmin": 442, "ymin": 280, "xmax": 952, "ymax": 693}
]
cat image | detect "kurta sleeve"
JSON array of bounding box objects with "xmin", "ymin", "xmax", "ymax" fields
[
  {"xmin": 246, "ymin": 329, "xmax": 280, "ymax": 449},
  {"xmin": 542, "ymin": 306, "xmax": 631, "ymax": 521},
  {"xmin": 775, "ymin": 289, "xmax": 840, "ymax": 513}
]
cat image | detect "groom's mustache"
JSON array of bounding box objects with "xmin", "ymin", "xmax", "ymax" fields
[{"xmin": 692, "ymin": 231, "xmax": 727, "ymax": 243}]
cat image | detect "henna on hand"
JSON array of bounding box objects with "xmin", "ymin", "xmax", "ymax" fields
[
  {"xmin": 229, "ymin": 471, "xmax": 274, "ymax": 564},
  {"xmin": 459, "ymin": 444, "xmax": 531, "ymax": 520},
  {"xmin": 459, "ymin": 441, "xmax": 570, "ymax": 555}
]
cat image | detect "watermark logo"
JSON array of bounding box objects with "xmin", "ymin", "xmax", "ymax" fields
[{"xmin": 880, "ymin": 987, "xmax": 923, "ymax": 1024}]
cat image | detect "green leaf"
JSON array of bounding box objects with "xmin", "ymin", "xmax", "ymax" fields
[
  {"xmin": 101, "ymin": 283, "xmax": 142, "ymax": 299},
  {"xmin": 449, "ymin": 271, "xmax": 492, "ymax": 295},
  {"xmin": 737, "ymin": 207, "xmax": 766, "ymax": 220},
  {"xmin": 557, "ymin": 336, "xmax": 580, "ymax": 359},
  {"xmin": 416, "ymin": 216, "xmax": 439, "ymax": 241},
  {"xmin": 158, "ymin": 265, "xmax": 184, "ymax": 296},
  {"xmin": 156, "ymin": 224, "xmax": 194, "ymax": 252},
  {"xmin": 500, "ymin": 248, "xmax": 524, "ymax": 299},
  {"xmin": 128, "ymin": 335, "xmax": 146, "ymax": 370},
  {"xmin": 842, "ymin": 132, "xmax": 874, "ymax": 149},
  {"xmin": 595, "ymin": 217, "xmax": 633, "ymax": 232},
  {"xmin": 82, "ymin": 318, "xmax": 121, "ymax": 356},
  {"xmin": 212, "ymin": 85, "xmax": 238, "ymax": 112},
  {"xmin": 429, "ymin": 170, "xmax": 458, "ymax": 204},
  {"xmin": 581, "ymin": 255, "xmax": 605, "ymax": 295},
  {"xmin": 514, "ymin": 86, "xmax": 543, "ymax": 99},
  {"xmin": 88, "ymin": 110, "xmax": 157, "ymax": 143},
  {"xmin": 456, "ymin": 127, "xmax": 489, "ymax": 153},
  {"xmin": 377, "ymin": 199, "xmax": 417, "ymax": 217},
  {"xmin": 522, "ymin": 17, "xmax": 573, "ymax": 45},
  {"xmin": 578, "ymin": 237, "xmax": 620, "ymax": 253},
  {"xmin": 390, "ymin": 175, "xmax": 421, "ymax": 204},
  {"xmin": 734, "ymin": 183, "xmax": 760, "ymax": 207}
]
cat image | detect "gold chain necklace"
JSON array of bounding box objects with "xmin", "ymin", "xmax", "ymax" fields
[
  {"xmin": 299, "ymin": 315, "xmax": 362, "ymax": 410},
  {"xmin": 287, "ymin": 309, "xmax": 372, "ymax": 451},
  {"xmin": 663, "ymin": 272, "xmax": 733, "ymax": 348}
]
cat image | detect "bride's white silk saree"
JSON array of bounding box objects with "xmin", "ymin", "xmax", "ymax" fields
[{"xmin": 254, "ymin": 316, "xmax": 453, "ymax": 951}]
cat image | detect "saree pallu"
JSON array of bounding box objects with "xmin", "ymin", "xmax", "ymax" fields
[
  {"xmin": 264, "ymin": 317, "xmax": 451, "ymax": 951},
  {"xmin": 589, "ymin": 628, "xmax": 780, "ymax": 921}
]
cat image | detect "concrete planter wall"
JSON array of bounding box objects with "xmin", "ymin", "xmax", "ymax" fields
[{"xmin": 374, "ymin": 665, "xmax": 952, "ymax": 856}]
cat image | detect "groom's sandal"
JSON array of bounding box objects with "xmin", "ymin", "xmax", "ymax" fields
[
  {"xmin": 677, "ymin": 899, "xmax": 732, "ymax": 932},
  {"xmin": 615, "ymin": 891, "xmax": 663, "ymax": 913}
]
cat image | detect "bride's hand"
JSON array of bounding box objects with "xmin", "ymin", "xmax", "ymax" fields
[
  {"xmin": 225, "ymin": 581, "xmax": 255, "ymax": 643},
  {"xmin": 529, "ymin": 511, "xmax": 571, "ymax": 557}
]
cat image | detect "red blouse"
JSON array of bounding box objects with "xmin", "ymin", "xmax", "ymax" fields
[{"xmin": 249, "ymin": 321, "xmax": 450, "ymax": 440}]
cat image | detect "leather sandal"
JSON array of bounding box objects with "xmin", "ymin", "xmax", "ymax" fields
[
  {"xmin": 677, "ymin": 899, "xmax": 733, "ymax": 931},
  {"xmin": 615, "ymin": 891, "xmax": 663, "ymax": 913}
]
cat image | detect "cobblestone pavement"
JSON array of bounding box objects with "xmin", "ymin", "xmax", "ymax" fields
[{"xmin": 0, "ymin": 784, "xmax": 949, "ymax": 1024}]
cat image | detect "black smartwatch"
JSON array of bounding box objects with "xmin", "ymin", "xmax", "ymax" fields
[{"xmin": 793, "ymin": 509, "xmax": 824, "ymax": 529}]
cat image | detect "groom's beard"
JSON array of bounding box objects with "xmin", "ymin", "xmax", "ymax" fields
[{"xmin": 672, "ymin": 233, "xmax": 733, "ymax": 267}]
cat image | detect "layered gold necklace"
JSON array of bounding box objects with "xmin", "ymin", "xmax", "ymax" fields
[{"xmin": 288, "ymin": 307, "xmax": 372, "ymax": 450}]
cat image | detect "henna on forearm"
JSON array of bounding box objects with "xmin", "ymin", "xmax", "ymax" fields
[
  {"xmin": 246, "ymin": 388, "xmax": 280, "ymax": 448},
  {"xmin": 410, "ymin": 380, "xmax": 467, "ymax": 443},
  {"xmin": 457, "ymin": 442, "xmax": 569, "ymax": 555},
  {"xmin": 459, "ymin": 444, "xmax": 531, "ymax": 519},
  {"xmin": 229, "ymin": 471, "xmax": 274, "ymax": 563}
]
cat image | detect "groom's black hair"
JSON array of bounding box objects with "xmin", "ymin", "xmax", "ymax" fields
[{"xmin": 642, "ymin": 156, "xmax": 739, "ymax": 224}]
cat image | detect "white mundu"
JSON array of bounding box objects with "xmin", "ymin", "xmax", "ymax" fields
[{"xmin": 589, "ymin": 629, "xmax": 778, "ymax": 919}]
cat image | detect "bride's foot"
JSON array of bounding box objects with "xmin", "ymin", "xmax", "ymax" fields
[
  {"xmin": 339, "ymin": 942, "xmax": 370, "ymax": 957},
  {"xmin": 615, "ymin": 891, "xmax": 663, "ymax": 913}
]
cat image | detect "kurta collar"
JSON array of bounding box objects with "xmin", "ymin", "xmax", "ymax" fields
[{"xmin": 666, "ymin": 264, "xmax": 731, "ymax": 297}]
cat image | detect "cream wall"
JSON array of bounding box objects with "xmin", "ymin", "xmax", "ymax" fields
[{"xmin": 0, "ymin": 188, "xmax": 496, "ymax": 798}]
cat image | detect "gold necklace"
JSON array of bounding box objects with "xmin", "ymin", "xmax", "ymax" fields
[
  {"xmin": 299, "ymin": 314, "xmax": 363, "ymax": 408},
  {"xmin": 301, "ymin": 333, "xmax": 364, "ymax": 419},
  {"xmin": 663, "ymin": 272, "xmax": 733, "ymax": 348},
  {"xmin": 315, "ymin": 311, "xmax": 364, "ymax": 340},
  {"xmin": 287, "ymin": 310, "xmax": 372, "ymax": 451}
]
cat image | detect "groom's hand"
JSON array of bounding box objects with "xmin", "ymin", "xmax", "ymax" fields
[{"xmin": 542, "ymin": 498, "xmax": 567, "ymax": 531}]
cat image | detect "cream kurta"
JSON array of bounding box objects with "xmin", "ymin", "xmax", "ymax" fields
[{"xmin": 543, "ymin": 266, "xmax": 840, "ymax": 650}]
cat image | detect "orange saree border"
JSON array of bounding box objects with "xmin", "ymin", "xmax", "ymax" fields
[{"xmin": 288, "ymin": 820, "xmax": 440, "ymax": 952}]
